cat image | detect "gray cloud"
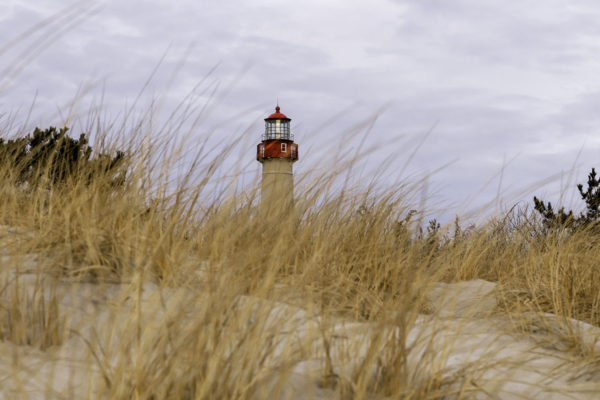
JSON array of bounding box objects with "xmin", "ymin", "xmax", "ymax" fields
[{"xmin": 2, "ymin": 0, "xmax": 600, "ymax": 222}]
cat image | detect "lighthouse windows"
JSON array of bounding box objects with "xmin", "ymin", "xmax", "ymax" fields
[
  {"xmin": 281, "ymin": 143, "xmax": 287, "ymax": 153},
  {"xmin": 265, "ymin": 120, "xmax": 291, "ymax": 140},
  {"xmin": 281, "ymin": 121, "xmax": 290, "ymax": 137}
]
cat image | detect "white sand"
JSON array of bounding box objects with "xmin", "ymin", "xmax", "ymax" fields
[{"xmin": 1, "ymin": 274, "xmax": 599, "ymax": 399}]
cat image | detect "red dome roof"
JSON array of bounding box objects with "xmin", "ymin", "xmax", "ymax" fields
[{"xmin": 265, "ymin": 106, "xmax": 290, "ymax": 120}]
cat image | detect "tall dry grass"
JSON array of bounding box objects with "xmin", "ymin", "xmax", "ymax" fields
[
  {"xmin": 0, "ymin": 8, "xmax": 598, "ymax": 398},
  {"xmin": 0, "ymin": 110, "xmax": 597, "ymax": 399}
]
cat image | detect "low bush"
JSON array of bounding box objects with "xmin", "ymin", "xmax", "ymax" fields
[{"xmin": 0, "ymin": 126, "xmax": 125, "ymax": 188}]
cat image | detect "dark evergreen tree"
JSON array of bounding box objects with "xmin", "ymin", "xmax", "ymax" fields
[
  {"xmin": 0, "ymin": 126, "xmax": 125, "ymax": 187},
  {"xmin": 532, "ymin": 196, "xmax": 574, "ymax": 228},
  {"xmin": 533, "ymin": 167, "xmax": 600, "ymax": 230},
  {"xmin": 577, "ymin": 168, "xmax": 600, "ymax": 223}
]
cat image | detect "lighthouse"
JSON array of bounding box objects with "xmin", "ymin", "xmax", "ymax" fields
[{"xmin": 257, "ymin": 106, "xmax": 299, "ymax": 208}]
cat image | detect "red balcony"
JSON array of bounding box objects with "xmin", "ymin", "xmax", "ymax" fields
[{"xmin": 257, "ymin": 140, "xmax": 298, "ymax": 162}]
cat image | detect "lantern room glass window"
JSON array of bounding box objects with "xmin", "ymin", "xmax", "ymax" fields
[{"xmin": 265, "ymin": 119, "xmax": 291, "ymax": 140}]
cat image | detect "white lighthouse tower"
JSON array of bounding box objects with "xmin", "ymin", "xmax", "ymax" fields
[{"xmin": 256, "ymin": 106, "xmax": 299, "ymax": 208}]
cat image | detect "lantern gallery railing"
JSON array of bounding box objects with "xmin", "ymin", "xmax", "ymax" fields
[{"xmin": 261, "ymin": 133, "xmax": 295, "ymax": 141}]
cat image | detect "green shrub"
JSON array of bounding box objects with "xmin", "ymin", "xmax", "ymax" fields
[
  {"xmin": 534, "ymin": 167, "xmax": 600, "ymax": 230},
  {"xmin": 0, "ymin": 126, "xmax": 125, "ymax": 187}
]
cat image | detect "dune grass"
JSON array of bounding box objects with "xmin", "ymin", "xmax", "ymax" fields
[
  {"xmin": 1, "ymin": 7, "xmax": 599, "ymax": 397},
  {"xmin": 0, "ymin": 111, "xmax": 597, "ymax": 399}
]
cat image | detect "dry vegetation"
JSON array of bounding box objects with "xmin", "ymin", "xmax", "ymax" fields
[
  {"xmin": 0, "ymin": 112, "xmax": 598, "ymax": 399},
  {"xmin": 1, "ymin": 7, "xmax": 599, "ymax": 397}
]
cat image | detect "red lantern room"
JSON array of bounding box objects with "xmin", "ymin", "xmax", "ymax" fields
[{"xmin": 257, "ymin": 106, "xmax": 299, "ymax": 162}]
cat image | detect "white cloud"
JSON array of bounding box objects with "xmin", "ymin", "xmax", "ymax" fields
[{"xmin": 2, "ymin": 0, "xmax": 600, "ymax": 220}]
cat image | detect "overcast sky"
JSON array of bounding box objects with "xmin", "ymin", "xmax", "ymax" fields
[{"xmin": 2, "ymin": 0, "xmax": 600, "ymax": 222}]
